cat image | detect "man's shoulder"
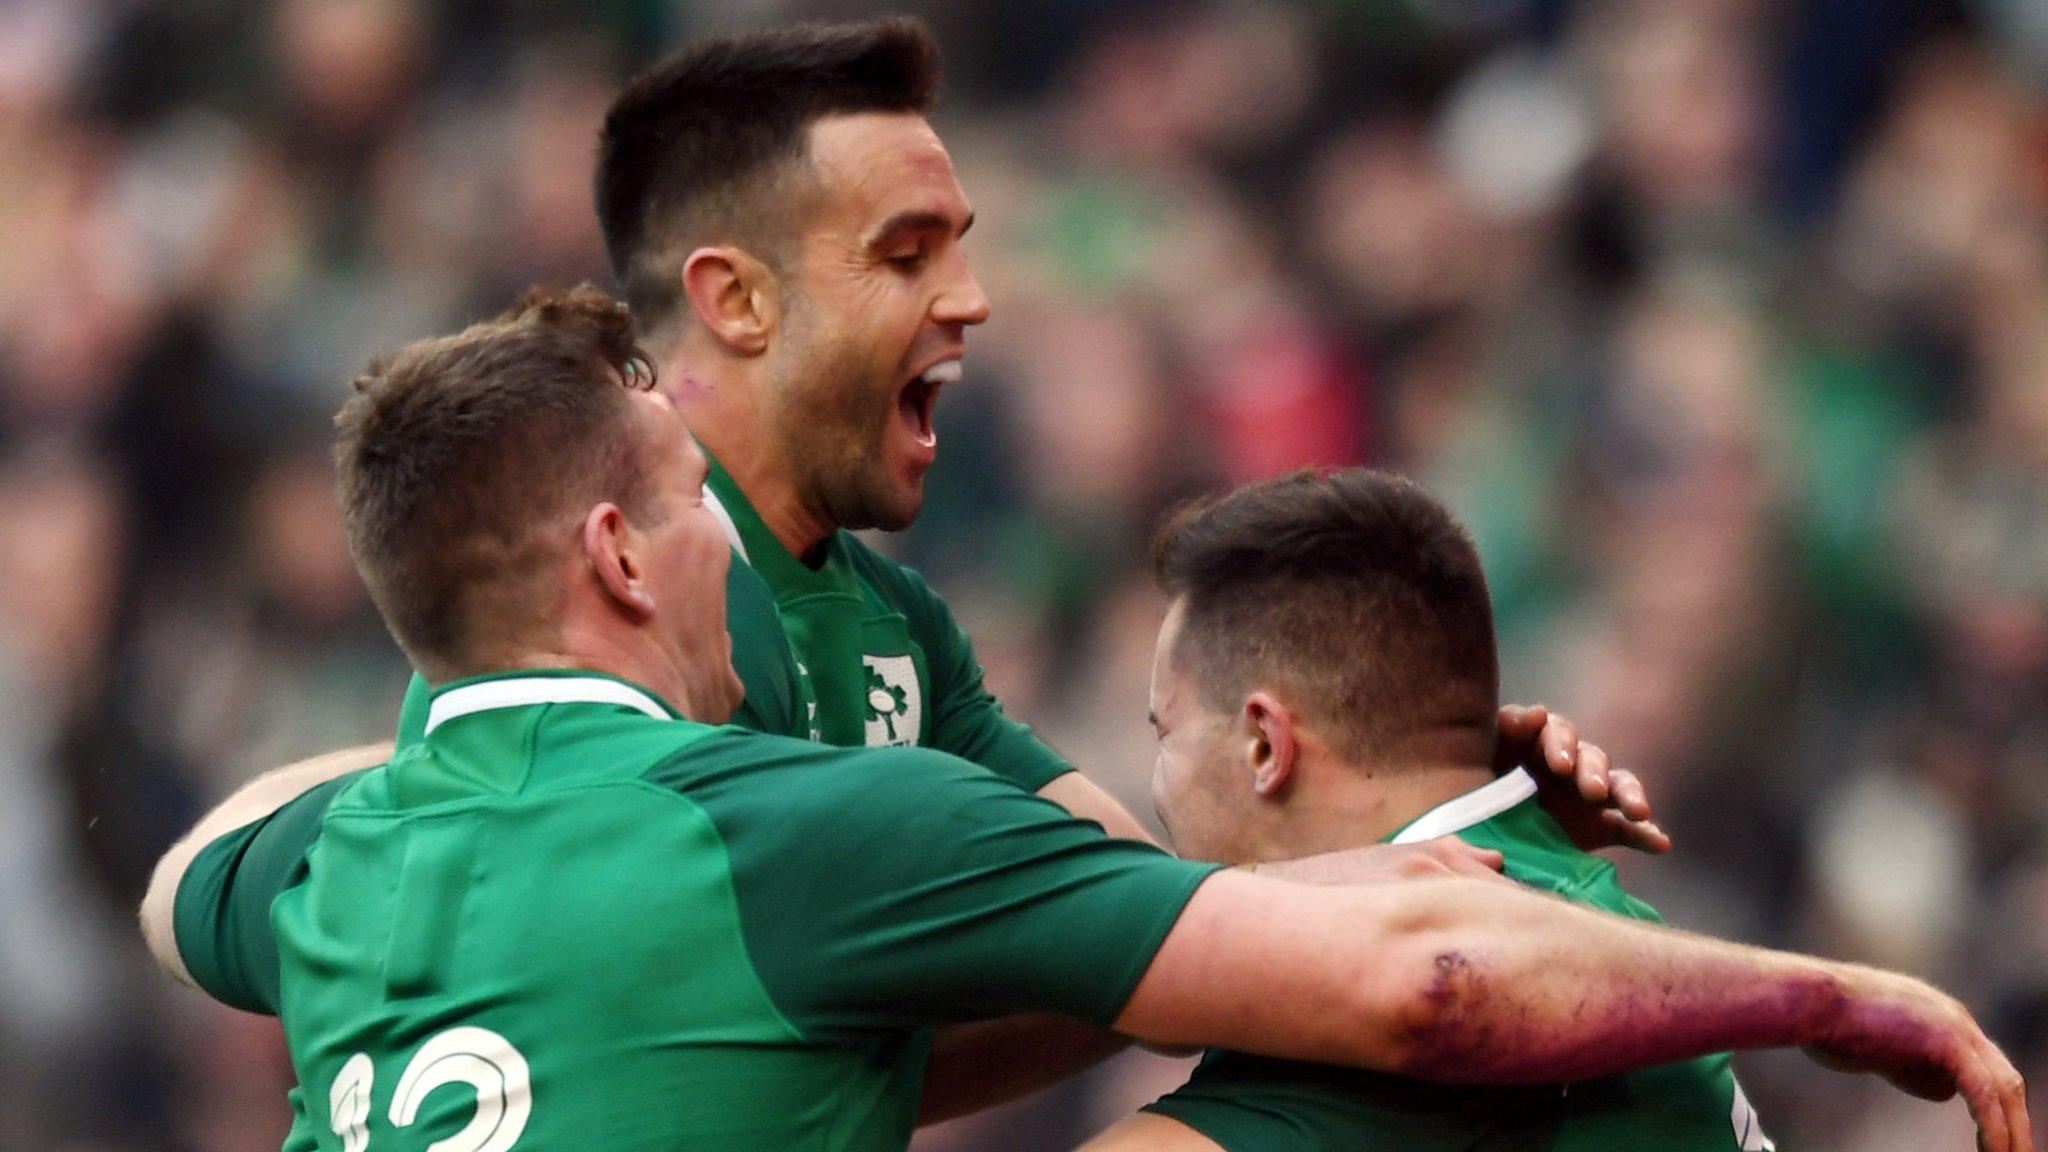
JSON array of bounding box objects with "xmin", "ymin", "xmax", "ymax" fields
[
  {"xmin": 642, "ymin": 724, "xmax": 981, "ymax": 795},
  {"xmin": 1461, "ymin": 803, "xmax": 1663, "ymax": 923}
]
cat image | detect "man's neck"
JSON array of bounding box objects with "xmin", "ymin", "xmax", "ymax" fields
[
  {"xmin": 478, "ymin": 629, "xmax": 700, "ymax": 724},
  {"xmin": 662, "ymin": 349, "xmax": 836, "ymax": 561},
  {"xmin": 1248, "ymin": 760, "xmax": 1499, "ymax": 865}
]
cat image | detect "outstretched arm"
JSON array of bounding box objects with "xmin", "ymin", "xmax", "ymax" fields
[
  {"xmin": 1116, "ymin": 870, "xmax": 2028, "ymax": 1152},
  {"xmin": 918, "ymin": 786, "xmax": 1512, "ymax": 1123},
  {"xmin": 139, "ymin": 742, "xmax": 392, "ymax": 987}
]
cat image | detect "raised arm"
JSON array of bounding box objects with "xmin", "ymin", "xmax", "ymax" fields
[
  {"xmin": 1115, "ymin": 869, "xmax": 2028, "ymax": 1152},
  {"xmin": 139, "ymin": 742, "xmax": 392, "ymax": 987}
]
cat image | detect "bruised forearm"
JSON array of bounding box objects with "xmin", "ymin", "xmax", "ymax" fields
[
  {"xmin": 920, "ymin": 1015, "xmax": 1132, "ymax": 1125},
  {"xmin": 1383, "ymin": 880, "xmax": 1857, "ymax": 1084},
  {"xmin": 1121, "ymin": 872, "xmax": 1881, "ymax": 1083}
]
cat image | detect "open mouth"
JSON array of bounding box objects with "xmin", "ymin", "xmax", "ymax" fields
[{"xmin": 897, "ymin": 360, "xmax": 961, "ymax": 448}]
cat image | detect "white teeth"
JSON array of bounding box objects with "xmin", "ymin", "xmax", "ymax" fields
[{"xmin": 919, "ymin": 361, "xmax": 963, "ymax": 386}]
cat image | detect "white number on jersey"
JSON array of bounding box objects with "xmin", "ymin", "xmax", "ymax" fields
[
  {"xmin": 329, "ymin": 1053, "xmax": 374, "ymax": 1152},
  {"xmin": 324, "ymin": 1027, "xmax": 532, "ymax": 1152},
  {"xmin": 1731, "ymin": 1076, "xmax": 1774, "ymax": 1151}
]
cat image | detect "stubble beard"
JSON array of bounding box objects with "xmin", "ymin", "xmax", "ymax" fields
[{"xmin": 773, "ymin": 314, "xmax": 923, "ymax": 537}]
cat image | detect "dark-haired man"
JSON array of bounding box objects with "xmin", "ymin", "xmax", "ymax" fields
[
  {"xmin": 143, "ymin": 291, "xmax": 2028, "ymax": 1152},
  {"xmin": 356, "ymin": 16, "xmax": 1640, "ymax": 887},
  {"xmin": 557, "ymin": 14, "xmax": 1661, "ymax": 849},
  {"xmin": 1079, "ymin": 469, "xmax": 2011, "ymax": 1151}
]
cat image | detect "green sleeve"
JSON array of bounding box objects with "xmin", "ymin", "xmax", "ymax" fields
[
  {"xmin": 1143, "ymin": 1048, "xmax": 1555, "ymax": 1151},
  {"xmin": 172, "ymin": 772, "xmax": 366, "ymax": 1014},
  {"xmin": 656, "ymin": 735, "xmax": 1219, "ymax": 1038},
  {"xmin": 862, "ymin": 550, "xmax": 1074, "ymax": 792}
]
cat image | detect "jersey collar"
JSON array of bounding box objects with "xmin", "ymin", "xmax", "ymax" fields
[
  {"xmin": 424, "ymin": 671, "xmax": 678, "ymax": 735},
  {"xmin": 1387, "ymin": 768, "xmax": 1539, "ymax": 845},
  {"xmin": 701, "ymin": 448, "xmax": 859, "ymax": 597},
  {"xmin": 704, "ymin": 484, "xmax": 749, "ymax": 563}
]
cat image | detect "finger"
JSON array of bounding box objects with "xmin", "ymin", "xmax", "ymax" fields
[
  {"xmin": 1630, "ymin": 820, "xmax": 1674, "ymax": 854},
  {"xmin": 1600, "ymin": 809, "xmax": 1675, "ymax": 854},
  {"xmin": 1964, "ymin": 1073, "xmax": 2009, "ymax": 1152},
  {"xmin": 1607, "ymin": 765, "xmax": 1650, "ymax": 819},
  {"xmin": 1425, "ymin": 838, "xmax": 1507, "ymax": 877},
  {"xmin": 1955, "ymin": 1051, "xmax": 2010, "ymax": 1152},
  {"xmin": 1574, "ymin": 742, "xmax": 1612, "ymax": 802},
  {"xmin": 1538, "ymin": 711, "xmax": 1580, "ymax": 775},
  {"xmin": 1980, "ymin": 1036, "xmax": 2028, "ymax": 1152},
  {"xmin": 2008, "ymin": 1072, "xmax": 2029, "ymax": 1152},
  {"xmin": 1496, "ymin": 703, "xmax": 1544, "ymax": 742}
]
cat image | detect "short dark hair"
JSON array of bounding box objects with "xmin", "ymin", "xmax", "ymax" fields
[
  {"xmin": 1152, "ymin": 469, "xmax": 1500, "ymax": 767},
  {"xmin": 596, "ymin": 18, "xmax": 941, "ymax": 336},
  {"xmin": 335, "ymin": 284, "xmax": 660, "ymax": 677}
]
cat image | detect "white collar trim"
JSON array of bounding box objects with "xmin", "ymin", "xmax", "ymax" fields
[
  {"xmin": 703, "ymin": 487, "xmax": 749, "ymax": 564},
  {"xmin": 424, "ymin": 676, "xmax": 671, "ymax": 735},
  {"xmin": 1389, "ymin": 768, "xmax": 1539, "ymax": 844}
]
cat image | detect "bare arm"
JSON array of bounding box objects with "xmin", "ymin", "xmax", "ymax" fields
[
  {"xmin": 1036, "ymin": 771, "xmax": 1156, "ymax": 845},
  {"xmin": 929, "ymin": 774, "xmax": 1511, "ymax": 1121},
  {"xmin": 139, "ymin": 742, "xmax": 392, "ymax": 987},
  {"xmin": 945, "ymin": 715, "xmax": 1669, "ymax": 1127},
  {"xmin": 1115, "ymin": 870, "xmax": 2028, "ymax": 1152},
  {"xmin": 1076, "ymin": 1113, "xmax": 1221, "ymax": 1152}
]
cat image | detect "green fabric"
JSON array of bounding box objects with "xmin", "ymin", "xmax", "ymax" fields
[
  {"xmin": 176, "ymin": 670, "xmax": 1217, "ymax": 1151},
  {"xmin": 174, "ymin": 772, "xmax": 366, "ymax": 1015},
  {"xmin": 651, "ymin": 729, "xmax": 1216, "ymax": 1035},
  {"xmin": 395, "ymin": 557, "xmax": 807, "ymax": 746},
  {"xmin": 705, "ymin": 451, "xmax": 1074, "ymax": 792},
  {"xmin": 1146, "ymin": 792, "xmax": 1767, "ymax": 1152}
]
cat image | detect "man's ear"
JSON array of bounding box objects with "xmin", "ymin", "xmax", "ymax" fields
[
  {"xmin": 582, "ymin": 502, "xmax": 656, "ymax": 619},
  {"xmin": 681, "ymin": 246, "xmax": 779, "ymax": 356},
  {"xmin": 1243, "ymin": 691, "xmax": 1299, "ymax": 798}
]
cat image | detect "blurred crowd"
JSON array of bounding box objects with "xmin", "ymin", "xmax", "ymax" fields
[{"xmin": 2, "ymin": 0, "xmax": 2045, "ymax": 1149}]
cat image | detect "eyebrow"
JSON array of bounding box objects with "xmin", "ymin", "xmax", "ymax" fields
[{"xmin": 864, "ymin": 208, "xmax": 975, "ymax": 249}]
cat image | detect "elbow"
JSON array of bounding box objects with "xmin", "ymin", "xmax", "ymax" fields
[
  {"xmin": 1329, "ymin": 894, "xmax": 1479, "ymax": 1077},
  {"xmin": 138, "ymin": 847, "xmax": 194, "ymax": 987},
  {"xmin": 1373, "ymin": 945, "xmax": 1480, "ymax": 1079},
  {"xmin": 1349, "ymin": 884, "xmax": 1517, "ymax": 1081}
]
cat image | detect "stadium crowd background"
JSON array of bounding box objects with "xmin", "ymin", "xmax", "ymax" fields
[{"xmin": 1, "ymin": 0, "xmax": 2045, "ymax": 1148}]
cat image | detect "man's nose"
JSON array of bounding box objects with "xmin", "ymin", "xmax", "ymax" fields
[{"xmin": 933, "ymin": 257, "xmax": 991, "ymax": 326}]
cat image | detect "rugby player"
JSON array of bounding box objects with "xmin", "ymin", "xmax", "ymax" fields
[
  {"xmin": 140, "ymin": 291, "xmax": 2029, "ymax": 1151},
  {"xmin": 556, "ymin": 14, "xmax": 1662, "ymax": 854},
  {"xmin": 1082, "ymin": 469, "xmax": 1931, "ymax": 1150}
]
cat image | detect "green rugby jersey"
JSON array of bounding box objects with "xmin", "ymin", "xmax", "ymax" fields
[
  {"xmin": 176, "ymin": 671, "xmax": 1219, "ymax": 1152},
  {"xmin": 701, "ymin": 451, "xmax": 1072, "ymax": 790},
  {"xmin": 394, "ymin": 453, "xmax": 1073, "ymax": 793},
  {"xmin": 1145, "ymin": 769, "xmax": 1775, "ymax": 1152}
]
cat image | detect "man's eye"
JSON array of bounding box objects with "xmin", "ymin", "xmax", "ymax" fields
[{"xmin": 887, "ymin": 250, "xmax": 927, "ymax": 270}]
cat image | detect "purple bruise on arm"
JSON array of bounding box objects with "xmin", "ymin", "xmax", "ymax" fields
[{"xmin": 1400, "ymin": 951, "xmax": 1877, "ymax": 1086}]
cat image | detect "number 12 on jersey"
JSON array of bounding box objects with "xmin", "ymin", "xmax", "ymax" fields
[{"xmin": 329, "ymin": 1027, "xmax": 532, "ymax": 1152}]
